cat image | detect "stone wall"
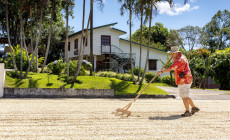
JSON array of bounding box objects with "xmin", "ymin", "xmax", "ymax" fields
[{"xmin": 4, "ymin": 88, "xmax": 114, "ymax": 98}]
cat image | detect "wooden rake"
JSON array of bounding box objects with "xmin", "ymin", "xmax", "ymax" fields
[{"xmin": 113, "ymin": 57, "xmax": 173, "ymax": 117}]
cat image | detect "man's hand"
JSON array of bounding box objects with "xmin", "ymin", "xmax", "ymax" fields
[{"xmin": 157, "ymin": 70, "xmax": 163, "ymax": 75}]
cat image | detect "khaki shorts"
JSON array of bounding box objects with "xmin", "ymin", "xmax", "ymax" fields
[{"xmin": 178, "ymin": 84, "xmax": 192, "ymax": 98}]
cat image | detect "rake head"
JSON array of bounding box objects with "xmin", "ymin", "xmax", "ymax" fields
[{"xmin": 115, "ymin": 108, "xmax": 131, "ymax": 117}]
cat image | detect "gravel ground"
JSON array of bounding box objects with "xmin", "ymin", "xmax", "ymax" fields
[{"xmin": 0, "ymin": 98, "xmax": 230, "ymax": 139}]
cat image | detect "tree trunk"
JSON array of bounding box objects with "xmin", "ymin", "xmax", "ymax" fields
[
  {"xmin": 23, "ymin": 0, "xmax": 45, "ymax": 78},
  {"xmin": 41, "ymin": 0, "xmax": 55, "ymax": 73},
  {"xmin": 35, "ymin": 45, "xmax": 38, "ymax": 72},
  {"xmin": 138, "ymin": 5, "xmax": 143, "ymax": 84},
  {"xmin": 23, "ymin": 30, "xmax": 30, "ymax": 63},
  {"xmin": 140, "ymin": 0, "xmax": 153, "ymax": 85},
  {"xmin": 64, "ymin": 0, "xmax": 70, "ymax": 81},
  {"xmin": 19, "ymin": 0, "xmax": 23, "ymax": 77},
  {"xmin": 71, "ymin": 1, "xmax": 92, "ymax": 84},
  {"xmin": 5, "ymin": 0, "xmax": 19, "ymax": 76},
  {"xmin": 30, "ymin": 7, "xmax": 34, "ymax": 72},
  {"xmin": 90, "ymin": 0, "xmax": 94, "ymax": 75},
  {"xmin": 129, "ymin": 0, "xmax": 134, "ymax": 82}
]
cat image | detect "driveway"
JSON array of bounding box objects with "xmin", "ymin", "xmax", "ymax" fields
[
  {"xmin": 157, "ymin": 86, "xmax": 230, "ymax": 100},
  {"xmin": 0, "ymin": 98, "xmax": 230, "ymax": 139}
]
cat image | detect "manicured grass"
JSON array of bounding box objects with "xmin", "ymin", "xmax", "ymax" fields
[
  {"xmin": 151, "ymin": 83, "xmax": 173, "ymax": 87},
  {"xmin": 5, "ymin": 72, "xmax": 168, "ymax": 95}
]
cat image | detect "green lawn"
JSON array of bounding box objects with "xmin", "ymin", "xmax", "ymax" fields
[{"xmin": 5, "ymin": 72, "xmax": 168, "ymax": 95}]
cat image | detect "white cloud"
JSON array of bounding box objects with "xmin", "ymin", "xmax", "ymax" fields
[{"xmin": 156, "ymin": 2, "xmax": 199, "ymax": 16}]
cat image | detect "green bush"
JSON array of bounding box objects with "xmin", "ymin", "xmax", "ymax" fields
[
  {"xmin": 96, "ymin": 71, "xmax": 143, "ymax": 82},
  {"xmin": 4, "ymin": 45, "xmax": 44, "ymax": 71},
  {"xmin": 144, "ymin": 72, "xmax": 161, "ymax": 83},
  {"xmin": 161, "ymin": 75, "xmax": 175, "ymax": 85},
  {"xmin": 210, "ymin": 48, "xmax": 230, "ymax": 90},
  {"xmin": 47, "ymin": 59, "xmax": 65, "ymax": 75},
  {"xmin": 129, "ymin": 67, "xmax": 144, "ymax": 76},
  {"xmin": 68, "ymin": 60, "xmax": 86, "ymax": 76}
]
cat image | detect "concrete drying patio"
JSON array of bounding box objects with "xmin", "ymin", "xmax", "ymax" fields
[{"xmin": 0, "ymin": 98, "xmax": 230, "ymax": 139}]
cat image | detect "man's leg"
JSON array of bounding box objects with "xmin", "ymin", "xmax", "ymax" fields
[
  {"xmin": 188, "ymin": 97, "xmax": 200, "ymax": 114},
  {"xmin": 188, "ymin": 97, "xmax": 195, "ymax": 108},
  {"xmin": 182, "ymin": 98, "xmax": 190, "ymax": 111}
]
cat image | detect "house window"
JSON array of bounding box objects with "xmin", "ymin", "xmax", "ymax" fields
[
  {"xmin": 68, "ymin": 42, "xmax": 70, "ymax": 51},
  {"xmin": 83, "ymin": 37, "xmax": 87, "ymax": 46},
  {"xmin": 74, "ymin": 39, "xmax": 78, "ymax": 55},
  {"xmin": 101, "ymin": 35, "xmax": 111, "ymax": 46},
  {"xmin": 149, "ymin": 59, "xmax": 157, "ymax": 70},
  {"xmin": 74, "ymin": 39, "xmax": 78, "ymax": 49}
]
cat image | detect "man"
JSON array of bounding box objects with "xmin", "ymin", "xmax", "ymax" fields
[{"xmin": 157, "ymin": 46, "xmax": 200, "ymax": 117}]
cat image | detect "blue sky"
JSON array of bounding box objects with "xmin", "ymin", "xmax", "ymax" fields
[{"xmin": 68, "ymin": 0, "xmax": 230, "ymax": 39}]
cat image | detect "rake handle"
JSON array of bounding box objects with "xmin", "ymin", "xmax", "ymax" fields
[
  {"xmin": 122, "ymin": 57, "xmax": 172, "ymax": 111},
  {"xmin": 133, "ymin": 57, "xmax": 173, "ymax": 102}
]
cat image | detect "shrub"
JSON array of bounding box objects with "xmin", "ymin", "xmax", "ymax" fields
[
  {"xmin": 68, "ymin": 60, "xmax": 86, "ymax": 76},
  {"xmin": 96, "ymin": 71, "xmax": 117, "ymax": 78},
  {"xmin": 210, "ymin": 48, "xmax": 230, "ymax": 90},
  {"xmin": 47, "ymin": 59, "xmax": 65, "ymax": 75},
  {"xmin": 4, "ymin": 45, "xmax": 44, "ymax": 71},
  {"xmin": 161, "ymin": 75, "xmax": 175, "ymax": 85},
  {"xmin": 129, "ymin": 67, "xmax": 144, "ymax": 76},
  {"xmin": 96, "ymin": 71, "xmax": 142, "ymax": 82},
  {"xmin": 144, "ymin": 72, "xmax": 161, "ymax": 83}
]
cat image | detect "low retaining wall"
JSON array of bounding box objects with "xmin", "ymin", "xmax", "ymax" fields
[{"xmin": 4, "ymin": 88, "xmax": 114, "ymax": 98}]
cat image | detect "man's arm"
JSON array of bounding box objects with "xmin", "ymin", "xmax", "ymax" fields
[{"xmin": 157, "ymin": 68, "xmax": 172, "ymax": 75}]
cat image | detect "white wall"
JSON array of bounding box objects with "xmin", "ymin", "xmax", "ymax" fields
[
  {"xmin": 67, "ymin": 26, "xmax": 124, "ymax": 58},
  {"xmin": 119, "ymin": 40, "xmax": 169, "ymax": 76}
]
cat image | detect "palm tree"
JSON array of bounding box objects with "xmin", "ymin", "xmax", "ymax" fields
[
  {"xmin": 5, "ymin": 0, "xmax": 19, "ymax": 76},
  {"xmin": 118, "ymin": 0, "xmax": 135, "ymax": 82},
  {"xmin": 24, "ymin": 0, "xmax": 46, "ymax": 78},
  {"xmin": 139, "ymin": 0, "xmax": 154, "ymax": 85},
  {"xmin": 133, "ymin": 0, "xmax": 146, "ymax": 83},
  {"xmin": 41, "ymin": 0, "xmax": 56, "ymax": 73},
  {"xmin": 71, "ymin": 0, "xmax": 92, "ymax": 84},
  {"xmin": 64, "ymin": 0, "xmax": 70, "ymax": 81}
]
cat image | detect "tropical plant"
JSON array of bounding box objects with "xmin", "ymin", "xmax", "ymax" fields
[{"xmin": 210, "ymin": 48, "xmax": 230, "ymax": 90}]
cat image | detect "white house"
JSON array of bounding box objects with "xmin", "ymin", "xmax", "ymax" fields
[{"xmin": 66, "ymin": 22, "xmax": 169, "ymax": 76}]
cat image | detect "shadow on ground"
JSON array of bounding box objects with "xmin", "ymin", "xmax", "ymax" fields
[{"xmin": 149, "ymin": 115, "xmax": 182, "ymax": 120}]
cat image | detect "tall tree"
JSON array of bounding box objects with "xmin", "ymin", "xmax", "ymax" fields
[
  {"xmin": 177, "ymin": 25, "xmax": 201, "ymax": 51},
  {"xmin": 118, "ymin": 0, "xmax": 135, "ymax": 82},
  {"xmin": 139, "ymin": 0, "xmax": 154, "ymax": 85},
  {"xmin": 71, "ymin": 0, "xmax": 92, "ymax": 84},
  {"xmin": 5, "ymin": 0, "xmax": 19, "ymax": 76},
  {"xmin": 134, "ymin": 0, "xmax": 144, "ymax": 83},
  {"xmin": 41, "ymin": 0, "xmax": 56, "ymax": 73},
  {"xmin": 166, "ymin": 29, "xmax": 183, "ymax": 51},
  {"xmin": 64, "ymin": 0, "xmax": 70, "ymax": 81},
  {"xmin": 202, "ymin": 10, "xmax": 230, "ymax": 53},
  {"xmin": 24, "ymin": 0, "xmax": 46, "ymax": 78}
]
